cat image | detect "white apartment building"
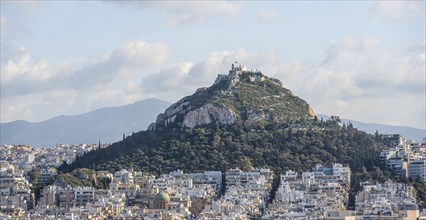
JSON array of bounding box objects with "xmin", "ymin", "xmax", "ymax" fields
[
  {"xmin": 113, "ymin": 169, "xmax": 134, "ymax": 185},
  {"xmin": 225, "ymin": 168, "xmax": 272, "ymax": 188},
  {"xmin": 74, "ymin": 187, "xmax": 94, "ymax": 207},
  {"xmin": 408, "ymin": 159, "xmax": 426, "ymax": 182}
]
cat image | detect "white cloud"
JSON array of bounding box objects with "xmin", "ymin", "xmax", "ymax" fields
[
  {"xmin": 0, "ymin": 14, "xmax": 32, "ymax": 40},
  {"xmin": 1, "ymin": 1, "xmax": 45, "ymax": 40},
  {"xmin": 1, "ymin": 1, "xmax": 45, "ymax": 18},
  {"xmin": 138, "ymin": 38, "xmax": 424, "ymax": 128},
  {"xmin": 1, "ymin": 98, "xmax": 36, "ymax": 122},
  {"xmin": 0, "ymin": 41, "xmax": 169, "ymax": 122},
  {"xmin": 404, "ymin": 39, "xmax": 426, "ymax": 52},
  {"xmin": 1, "ymin": 14, "xmax": 7, "ymax": 27},
  {"xmin": 288, "ymin": 37, "xmax": 424, "ymax": 129},
  {"xmin": 106, "ymin": 1, "xmax": 242, "ymax": 27},
  {"xmin": 42, "ymin": 90, "xmax": 79, "ymax": 111},
  {"xmin": 141, "ymin": 62, "xmax": 194, "ymax": 96},
  {"xmin": 322, "ymin": 37, "xmax": 381, "ymax": 67},
  {"xmin": 367, "ymin": 1, "xmax": 423, "ymax": 21},
  {"xmin": 257, "ymin": 9, "xmax": 278, "ymax": 23},
  {"xmin": 140, "ymin": 49, "xmax": 279, "ymax": 101},
  {"xmin": 1, "ymin": 37, "xmax": 424, "ymax": 129},
  {"xmin": 1, "ymin": 41, "xmax": 169, "ymax": 97}
]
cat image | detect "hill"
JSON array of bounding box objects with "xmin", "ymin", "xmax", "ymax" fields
[
  {"xmin": 0, "ymin": 98, "xmax": 170, "ymax": 147},
  {"xmin": 66, "ymin": 119, "xmax": 387, "ymax": 176},
  {"xmin": 60, "ymin": 65, "xmax": 399, "ymax": 209},
  {"xmin": 63, "ymin": 65, "xmax": 390, "ymax": 186},
  {"xmin": 318, "ymin": 114, "xmax": 425, "ymax": 143},
  {"xmin": 63, "ymin": 114, "xmax": 391, "ymax": 209}
]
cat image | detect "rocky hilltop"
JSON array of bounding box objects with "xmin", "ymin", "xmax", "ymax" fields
[{"xmin": 151, "ymin": 64, "xmax": 315, "ymax": 130}]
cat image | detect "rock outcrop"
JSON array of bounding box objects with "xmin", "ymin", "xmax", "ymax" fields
[
  {"xmin": 150, "ymin": 64, "xmax": 315, "ymax": 130},
  {"xmin": 183, "ymin": 104, "xmax": 235, "ymax": 128}
]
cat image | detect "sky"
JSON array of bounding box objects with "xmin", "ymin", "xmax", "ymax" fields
[{"xmin": 1, "ymin": 1, "xmax": 425, "ymax": 130}]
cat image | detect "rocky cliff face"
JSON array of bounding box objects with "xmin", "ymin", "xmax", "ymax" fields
[
  {"xmin": 150, "ymin": 64, "xmax": 315, "ymax": 130},
  {"xmin": 183, "ymin": 103, "xmax": 235, "ymax": 128},
  {"xmin": 151, "ymin": 100, "xmax": 235, "ymax": 129}
]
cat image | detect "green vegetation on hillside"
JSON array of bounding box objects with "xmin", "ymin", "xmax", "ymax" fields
[
  {"xmin": 412, "ymin": 177, "xmax": 426, "ymax": 209},
  {"xmin": 56, "ymin": 168, "xmax": 110, "ymax": 189},
  {"xmin": 28, "ymin": 168, "xmax": 41, "ymax": 204},
  {"xmin": 64, "ymin": 118, "xmax": 385, "ymax": 175},
  {"xmin": 60, "ymin": 118, "xmax": 393, "ymax": 208}
]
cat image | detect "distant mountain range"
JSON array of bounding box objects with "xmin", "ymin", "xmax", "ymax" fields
[
  {"xmin": 1, "ymin": 98, "xmax": 424, "ymax": 148},
  {"xmin": 0, "ymin": 98, "xmax": 170, "ymax": 147},
  {"xmin": 317, "ymin": 114, "xmax": 425, "ymax": 143}
]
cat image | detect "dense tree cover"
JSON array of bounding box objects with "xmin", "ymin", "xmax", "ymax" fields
[
  {"xmin": 28, "ymin": 168, "xmax": 40, "ymax": 186},
  {"xmin": 59, "ymin": 118, "xmax": 395, "ymax": 209},
  {"xmin": 28, "ymin": 168, "xmax": 41, "ymax": 203},
  {"xmin": 56, "ymin": 168, "xmax": 111, "ymax": 189},
  {"xmin": 412, "ymin": 177, "xmax": 426, "ymax": 209},
  {"xmin": 64, "ymin": 118, "xmax": 386, "ymax": 176}
]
